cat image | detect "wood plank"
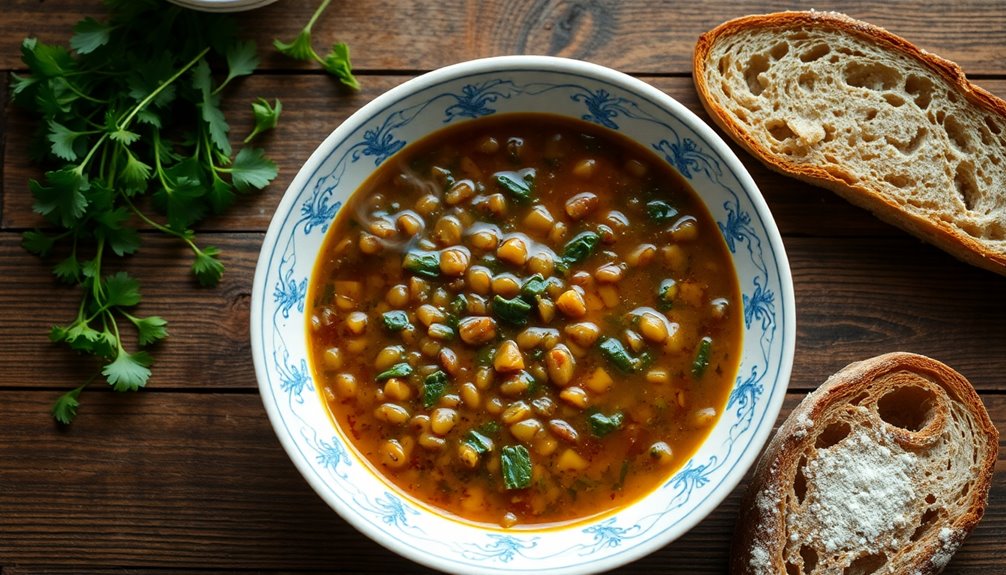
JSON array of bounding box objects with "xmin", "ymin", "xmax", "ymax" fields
[
  {"xmin": 785, "ymin": 235, "xmax": 1006, "ymax": 391},
  {"xmin": 0, "ymin": 233, "xmax": 260, "ymax": 391},
  {"xmin": 8, "ymin": 75, "xmax": 1006, "ymax": 236},
  {"xmin": 0, "ymin": 391, "xmax": 1001, "ymax": 571},
  {"xmin": 1, "ymin": 231, "xmax": 1004, "ymax": 392},
  {"xmin": 1, "ymin": 0, "xmax": 1005, "ymax": 75}
]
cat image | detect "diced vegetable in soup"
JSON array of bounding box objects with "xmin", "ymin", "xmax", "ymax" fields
[{"xmin": 307, "ymin": 114, "xmax": 741, "ymax": 528}]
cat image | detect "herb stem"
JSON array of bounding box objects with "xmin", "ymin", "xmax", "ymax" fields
[
  {"xmin": 97, "ymin": 139, "xmax": 109, "ymax": 181},
  {"xmin": 121, "ymin": 193, "xmax": 203, "ymax": 254},
  {"xmin": 118, "ymin": 46, "xmax": 210, "ymax": 131},
  {"xmin": 107, "ymin": 309, "xmax": 124, "ymax": 354},
  {"xmin": 304, "ymin": 0, "xmax": 332, "ymax": 34},
  {"xmin": 74, "ymin": 290, "xmax": 88, "ymax": 323},
  {"xmin": 122, "ymin": 194, "xmax": 180, "ymax": 236},
  {"xmin": 77, "ymin": 133, "xmax": 108, "ymax": 174},
  {"xmin": 151, "ymin": 132, "xmax": 173, "ymax": 192},
  {"xmin": 63, "ymin": 82, "xmax": 106, "ymax": 104},
  {"xmin": 91, "ymin": 238, "xmax": 105, "ymax": 301}
]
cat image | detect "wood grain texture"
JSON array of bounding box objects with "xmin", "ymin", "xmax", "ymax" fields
[
  {"xmin": 0, "ymin": 233, "xmax": 258, "ymax": 391},
  {"xmin": 2, "ymin": 1, "xmax": 1005, "ymax": 573},
  {"xmin": 7, "ymin": 74, "xmax": 1006, "ymax": 236},
  {"xmin": 2, "ymin": 231, "xmax": 1004, "ymax": 392},
  {"xmin": 0, "ymin": 392, "xmax": 1002, "ymax": 572},
  {"xmin": 1, "ymin": 0, "xmax": 1005, "ymax": 74}
]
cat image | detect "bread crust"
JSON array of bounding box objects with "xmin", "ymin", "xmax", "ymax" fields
[
  {"xmin": 730, "ymin": 352, "xmax": 999, "ymax": 575},
  {"xmin": 693, "ymin": 11, "xmax": 1006, "ymax": 276}
]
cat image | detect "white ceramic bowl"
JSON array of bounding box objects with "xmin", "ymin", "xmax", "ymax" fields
[
  {"xmin": 166, "ymin": 0, "xmax": 277, "ymax": 12},
  {"xmin": 251, "ymin": 55, "xmax": 795, "ymax": 574}
]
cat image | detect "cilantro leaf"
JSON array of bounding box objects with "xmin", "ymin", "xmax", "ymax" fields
[
  {"xmin": 9, "ymin": 72, "xmax": 40, "ymax": 106},
  {"xmin": 34, "ymin": 79, "xmax": 77, "ymax": 118},
  {"xmin": 103, "ymin": 225, "xmax": 141, "ymax": 257},
  {"xmin": 273, "ymin": 31, "xmax": 314, "ymax": 61},
  {"xmin": 56, "ymin": 320, "xmax": 114, "ymax": 357},
  {"xmin": 322, "ymin": 43, "xmax": 360, "ymax": 90},
  {"xmin": 103, "ymin": 348, "xmax": 152, "ymax": 392},
  {"xmin": 108, "ymin": 127, "xmax": 140, "ymax": 146},
  {"xmin": 192, "ymin": 59, "xmax": 231, "ymax": 156},
  {"xmin": 70, "ymin": 17, "xmax": 112, "ymax": 54},
  {"xmin": 203, "ymin": 95, "xmax": 231, "ymax": 156},
  {"xmin": 47, "ymin": 122, "xmax": 85, "ymax": 161},
  {"xmin": 274, "ymin": 2, "xmax": 361, "ymax": 88},
  {"xmin": 119, "ymin": 148, "xmax": 152, "ymax": 191},
  {"xmin": 30, "ymin": 168, "xmax": 89, "ymax": 228},
  {"xmin": 14, "ymin": 2, "xmax": 280, "ymax": 423},
  {"xmin": 153, "ymin": 177, "xmax": 207, "ymax": 232},
  {"xmin": 94, "ymin": 203, "xmax": 127, "ymax": 228},
  {"xmin": 52, "ymin": 386, "xmax": 84, "ymax": 424},
  {"xmin": 136, "ymin": 108, "xmax": 161, "ymax": 128},
  {"xmin": 152, "ymin": 156, "xmax": 209, "ymax": 229},
  {"xmin": 22, "ymin": 230, "xmax": 56, "ymax": 257},
  {"xmin": 82, "ymin": 179, "xmax": 115, "ymax": 217},
  {"xmin": 223, "ymin": 40, "xmax": 259, "ymax": 86},
  {"xmin": 53, "ymin": 255, "xmax": 82, "ymax": 284},
  {"xmin": 126, "ymin": 52, "xmax": 177, "ymax": 109},
  {"xmin": 21, "ymin": 37, "xmax": 75, "ymax": 78},
  {"xmin": 244, "ymin": 98, "xmax": 281, "ymax": 143},
  {"xmin": 103, "ymin": 272, "xmax": 142, "ymax": 308},
  {"xmin": 207, "ymin": 177, "xmax": 235, "ymax": 213},
  {"xmin": 192, "ymin": 246, "xmax": 225, "ymax": 287},
  {"xmin": 132, "ymin": 315, "xmax": 168, "ymax": 346},
  {"xmin": 229, "ymin": 147, "xmax": 278, "ymax": 192},
  {"xmin": 80, "ymin": 259, "xmax": 98, "ymax": 280}
]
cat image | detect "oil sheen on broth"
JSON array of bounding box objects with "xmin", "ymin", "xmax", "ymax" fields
[{"xmin": 307, "ymin": 113, "xmax": 741, "ymax": 528}]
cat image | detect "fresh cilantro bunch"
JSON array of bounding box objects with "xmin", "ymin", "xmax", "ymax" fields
[
  {"xmin": 11, "ymin": 0, "xmax": 281, "ymax": 423},
  {"xmin": 275, "ymin": 0, "xmax": 360, "ymax": 90}
]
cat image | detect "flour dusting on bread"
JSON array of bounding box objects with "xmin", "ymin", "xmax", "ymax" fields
[
  {"xmin": 803, "ymin": 425, "xmax": 917, "ymax": 553},
  {"xmin": 730, "ymin": 353, "xmax": 998, "ymax": 575}
]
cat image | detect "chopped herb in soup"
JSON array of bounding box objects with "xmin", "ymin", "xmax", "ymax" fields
[{"xmin": 307, "ymin": 113, "xmax": 742, "ymax": 528}]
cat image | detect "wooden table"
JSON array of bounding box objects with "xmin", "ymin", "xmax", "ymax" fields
[{"xmin": 1, "ymin": 1, "xmax": 1003, "ymax": 572}]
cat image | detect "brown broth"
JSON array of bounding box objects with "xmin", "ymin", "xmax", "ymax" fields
[{"xmin": 306, "ymin": 113, "xmax": 742, "ymax": 528}]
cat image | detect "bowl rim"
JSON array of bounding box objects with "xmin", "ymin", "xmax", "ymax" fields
[{"xmin": 251, "ymin": 54, "xmax": 795, "ymax": 574}]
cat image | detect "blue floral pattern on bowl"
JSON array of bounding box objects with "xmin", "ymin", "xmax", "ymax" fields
[{"xmin": 251, "ymin": 56, "xmax": 794, "ymax": 575}]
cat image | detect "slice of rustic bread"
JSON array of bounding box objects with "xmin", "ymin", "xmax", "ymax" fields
[
  {"xmin": 731, "ymin": 353, "xmax": 998, "ymax": 575},
  {"xmin": 693, "ymin": 11, "xmax": 1006, "ymax": 276}
]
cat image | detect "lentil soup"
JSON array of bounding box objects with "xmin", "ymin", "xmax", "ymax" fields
[{"xmin": 307, "ymin": 113, "xmax": 742, "ymax": 528}]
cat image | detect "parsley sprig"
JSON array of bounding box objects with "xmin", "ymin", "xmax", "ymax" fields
[
  {"xmin": 12, "ymin": 0, "xmax": 281, "ymax": 423},
  {"xmin": 274, "ymin": 0, "xmax": 360, "ymax": 90}
]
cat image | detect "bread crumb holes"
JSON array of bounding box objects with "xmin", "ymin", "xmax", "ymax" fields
[
  {"xmin": 814, "ymin": 421, "xmax": 851, "ymax": 449},
  {"xmin": 801, "ymin": 545, "xmax": 819, "ymax": 573},
  {"xmin": 767, "ymin": 120, "xmax": 796, "ymax": 142},
  {"xmin": 745, "ymin": 54, "xmax": 770, "ymax": 95},
  {"xmin": 799, "ymin": 43, "xmax": 830, "ymax": 62},
  {"xmin": 877, "ymin": 386, "xmax": 935, "ymax": 432},
  {"xmin": 944, "ymin": 115, "xmax": 971, "ymax": 151},
  {"xmin": 954, "ymin": 161, "xmax": 980, "ymax": 212},
  {"xmin": 794, "ymin": 454, "xmax": 808, "ymax": 504},
  {"xmin": 910, "ymin": 508, "xmax": 940, "ymax": 541},
  {"xmin": 843, "ymin": 62, "xmax": 900, "ymax": 91},
  {"xmin": 905, "ymin": 74, "xmax": 935, "ymax": 109},
  {"xmin": 843, "ymin": 551, "xmax": 887, "ymax": 574}
]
